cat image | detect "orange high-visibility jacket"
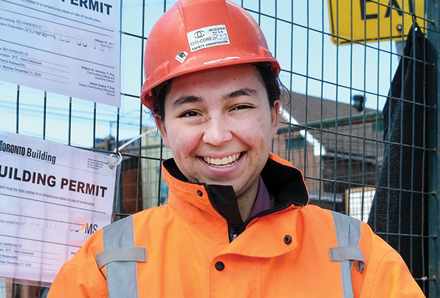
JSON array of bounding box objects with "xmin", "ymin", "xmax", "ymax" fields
[{"xmin": 48, "ymin": 153, "xmax": 425, "ymax": 298}]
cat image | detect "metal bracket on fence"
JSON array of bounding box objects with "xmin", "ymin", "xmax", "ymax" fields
[
  {"xmin": 109, "ymin": 151, "xmax": 123, "ymax": 169},
  {"xmin": 108, "ymin": 127, "xmax": 157, "ymax": 169}
]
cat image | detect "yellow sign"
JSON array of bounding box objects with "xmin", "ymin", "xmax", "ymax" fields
[{"xmin": 328, "ymin": 0, "xmax": 424, "ymax": 45}]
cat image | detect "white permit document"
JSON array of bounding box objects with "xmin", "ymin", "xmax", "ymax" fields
[
  {"xmin": 0, "ymin": 0, "xmax": 121, "ymax": 107},
  {"xmin": 0, "ymin": 131, "xmax": 117, "ymax": 284}
]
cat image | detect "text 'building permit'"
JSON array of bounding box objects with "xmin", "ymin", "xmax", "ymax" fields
[{"xmin": 61, "ymin": 0, "xmax": 113, "ymax": 15}]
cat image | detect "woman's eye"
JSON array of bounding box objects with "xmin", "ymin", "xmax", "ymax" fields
[
  {"xmin": 232, "ymin": 105, "xmax": 252, "ymax": 111},
  {"xmin": 180, "ymin": 111, "xmax": 199, "ymax": 117}
]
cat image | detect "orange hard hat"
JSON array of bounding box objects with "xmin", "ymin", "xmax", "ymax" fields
[{"xmin": 141, "ymin": 0, "xmax": 281, "ymax": 110}]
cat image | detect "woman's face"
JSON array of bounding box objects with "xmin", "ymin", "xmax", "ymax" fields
[{"xmin": 155, "ymin": 64, "xmax": 280, "ymax": 201}]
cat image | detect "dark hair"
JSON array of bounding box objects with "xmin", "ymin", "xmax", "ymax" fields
[
  {"xmin": 151, "ymin": 62, "xmax": 281, "ymax": 119},
  {"xmin": 253, "ymin": 62, "xmax": 281, "ymax": 108},
  {"xmin": 150, "ymin": 81, "xmax": 171, "ymax": 120}
]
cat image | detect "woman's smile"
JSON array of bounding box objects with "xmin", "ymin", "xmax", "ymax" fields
[{"xmin": 202, "ymin": 152, "xmax": 242, "ymax": 167}]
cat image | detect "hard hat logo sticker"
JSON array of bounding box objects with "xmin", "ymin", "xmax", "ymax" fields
[
  {"xmin": 175, "ymin": 51, "xmax": 189, "ymax": 63},
  {"xmin": 194, "ymin": 30, "xmax": 205, "ymax": 39},
  {"xmin": 187, "ymin": 25, "xmax": 230, "ymax": 52}
]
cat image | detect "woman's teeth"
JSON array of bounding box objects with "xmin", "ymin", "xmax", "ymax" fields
[{"xmin": 203, "ymin": 153, "xmax": 241, "ymax": 166}]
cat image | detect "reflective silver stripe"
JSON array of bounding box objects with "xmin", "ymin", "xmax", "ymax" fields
[
  {"xmin": 329, "ymin": 246, "xmax": 365, "ymax": 272},
  {"xmin": 330, "ymin": 211, "xmax": 365, "ymax": 298},
  {"xmin": 96, "ymin": 247, "xmax": 146, "ymax": 269},
  {"xmin": 100, "ymin": 216, "xmax": 146, "ymax": 298}
]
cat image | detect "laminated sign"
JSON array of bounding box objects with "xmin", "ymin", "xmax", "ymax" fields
[
  {"xmin": 0, "ymin": 0, "xmax": 121, "ymax": 106},
  {"xmin": 0, "ymin": 131, "xmax": 117, "ymax": 284}
]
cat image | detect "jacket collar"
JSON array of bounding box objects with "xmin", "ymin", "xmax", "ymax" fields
[
  {"xmin": 162, "ymin": 153, "xmax": 309, "ymax": 230},
  {"xmin": 261, "ymin": 153, "xmax": 309, "ymax": 207}
]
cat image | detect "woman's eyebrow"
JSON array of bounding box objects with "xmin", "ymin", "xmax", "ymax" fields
[
  {"xmin": 173, "ymin": 95, "xmax": 203, "ymax": 107},
  {"xmin": 225, "ymin": 88, "xmax": 258, "ymax": 99},
  {"xmin": 173, "ymin": 88, "xmax": 257, "ymax": 106}
]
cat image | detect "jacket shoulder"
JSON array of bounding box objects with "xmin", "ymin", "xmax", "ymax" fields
[
  {"xmin": 48, "ymin": 205, "xmax": 170, "ymax": 298},
  {"xmin": 48, "ymin": 228, "xmax": 107, "ymax": 298}
]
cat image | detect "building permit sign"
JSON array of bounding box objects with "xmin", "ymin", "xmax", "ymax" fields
[
  {"xmin": 327, "ymin": 0, "xmax": 424, "ymax": 45},
  {"xmin": 0, "ymin": 131, "xmax": 117, "ymax": 284},
  {"xmin": 0, "ymin": 0, "xmax": 121, "ymax": 106}
]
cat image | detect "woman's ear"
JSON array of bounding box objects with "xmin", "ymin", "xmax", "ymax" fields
[
  {"xmin": 154, "ymin": 115, "xmax": 170, "ymax": 148},
  {"xmin": 271, "ymin": 100, "xmax": 281, "ymax": 137}
]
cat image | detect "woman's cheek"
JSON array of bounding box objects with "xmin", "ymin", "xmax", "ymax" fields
[{"xmin": 174, "ymin": 131, "xmax": 201, "ymax": 154}]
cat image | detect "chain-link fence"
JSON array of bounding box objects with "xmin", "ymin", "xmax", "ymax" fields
[{"xmin": 0, "ymin": 0, "xmax": 437, "ymax": 296}]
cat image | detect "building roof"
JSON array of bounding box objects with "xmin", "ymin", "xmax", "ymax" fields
[{"xmin": 279, "ymin": 91, "xmax": 384, "ymax": 162}]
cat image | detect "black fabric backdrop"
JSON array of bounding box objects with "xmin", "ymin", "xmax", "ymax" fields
[{"xmin": 367, "ymin": 21, "xmax": 428, "ymax": 283}]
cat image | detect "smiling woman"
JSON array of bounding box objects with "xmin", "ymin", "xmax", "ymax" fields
[
  {"xmin": 47, "ymin": 0, "xmax": 425, "ymax": 297},
  {"xmin": 155, "ymin": 64, "xmax": 280, "ymax": 221}
]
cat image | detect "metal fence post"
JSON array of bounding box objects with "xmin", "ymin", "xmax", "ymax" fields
[{"xmin": 428, "ymin": 0, "xmax": 440, "ymax": 296}]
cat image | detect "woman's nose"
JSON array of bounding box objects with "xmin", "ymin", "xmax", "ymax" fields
[{"xmin": 202, "ymin": 117, "xmax": 233, "ymax": 146}]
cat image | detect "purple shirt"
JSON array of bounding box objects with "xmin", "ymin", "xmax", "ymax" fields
[{"xmin": 248, "ymin": 176, "xmax": 275, "ymax": 218}]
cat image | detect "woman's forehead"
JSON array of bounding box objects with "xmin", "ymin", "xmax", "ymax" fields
[{"xmin": 166, "ymin": 64, "xmax": 265, "ymax": 100}]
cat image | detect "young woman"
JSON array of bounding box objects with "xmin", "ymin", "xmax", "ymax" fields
[{"xmin": 48, "ymin": 0, "xmax": 425, "ymax": 297}]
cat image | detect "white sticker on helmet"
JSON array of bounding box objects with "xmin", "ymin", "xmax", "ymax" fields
[
  {"xmin": 175, "ymin": 51, "xmax": 188, "ymax": 63},
  {"xmin": 187, "ymin": 25, "xmax": 230, "ymax": 52}
]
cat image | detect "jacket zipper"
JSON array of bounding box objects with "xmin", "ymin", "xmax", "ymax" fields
[
  {"xmin": 229, "ymin": 224, "xmax": 238, "ymax": 242},
  {"xmin": 203, "ymin": 185, "xmax": 234, "ymax": 242}
]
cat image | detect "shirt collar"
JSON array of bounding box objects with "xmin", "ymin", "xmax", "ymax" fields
[{"xmin": 248, "ymin": 175, "xmax": 275, "ymax": 218}]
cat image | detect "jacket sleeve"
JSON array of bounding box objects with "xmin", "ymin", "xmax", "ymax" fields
[
  {"xmin": 47, "ymin": 263, "xmax": 108, "ymax": 298},
  {"xmin": 47, "ymin": 229, "xmax": 108, "ymax": 298},
  {"xmin": 368, "ymin": 250, "xmax": 425, "ymax": 298}
]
